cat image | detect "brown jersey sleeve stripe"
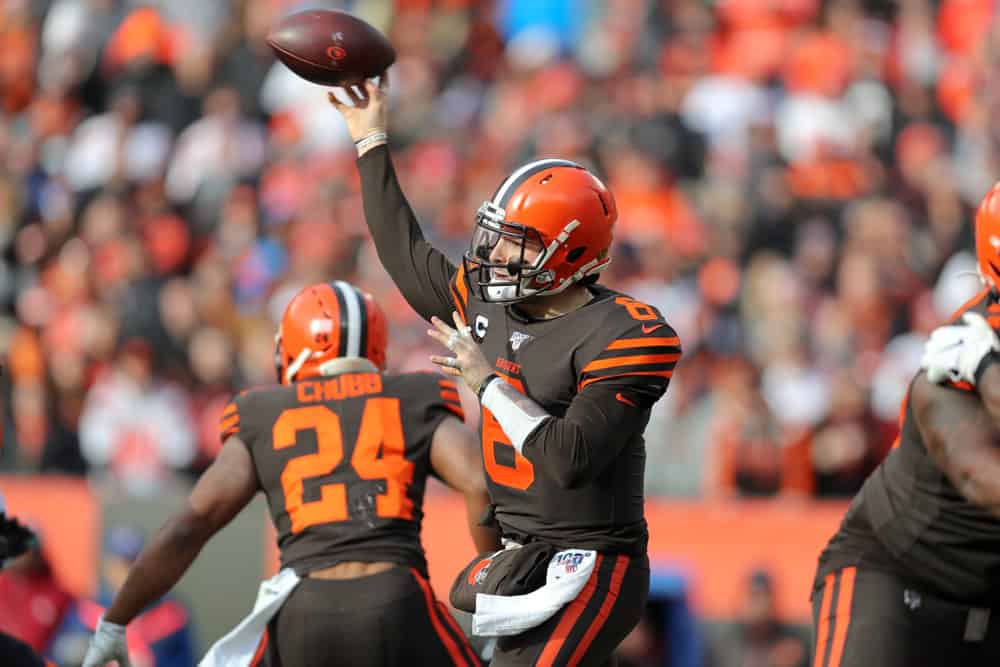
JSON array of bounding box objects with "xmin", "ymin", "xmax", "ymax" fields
[
  {"xmin": 220, "ymin": 414, "xmax": 240, "ymax": 433},
  {"xmin": 582, "ymin": 353, "xmax": 680, "ymax": 373},
  {"xmin": 578, "ymin": 369, "xmax": 673, "ymax": 391},
  {"xmin": 450, "ymin": 266, "xmax": 469, "ymax": 323},
  {"xmin": 443, "ymin": 402, "xmax": 465, "ymax": 419},
  {"xmin": 591, "ymin": 346, "xmax": 681, "ymax": 365},
  {"xmin": 607, "ymin": 336, "xmax": 680, "ymax": 350}
]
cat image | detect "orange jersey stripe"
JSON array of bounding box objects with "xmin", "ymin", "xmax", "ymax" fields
[
  {"xmin": 812, "ymin": 571, "xmax": 836, "ymax": 667},
  {"xmin": 453, "ymin": 265, "xmax": 469, "ymax": 308},
  {"xmin": 537, "ymin": 554, "xmax": 604, "ymax": 667},
  {"xmin": 443, "ymin": 403, "xmax": 464, "ymax": 418},
  {"xmin": 579, "ymin": 369, "xmax": 673, "ymax": 390},
  {"xmin": 220, "ymin": 414, "xmax": 240, "ymax": 432},
  {"xmin": 826, "ymin": 567, "xmax": 856, "ymax": 667},
  {"xmin": 582, "ymin": 354, "xmax": 680, "ymax": 373},
  {"xmin": 891, "ymin": 389, "xmax": 911, "ymax": 450},
  {"xmin": 439, "ymin": 380, "xmax": 459, "ymax": 391},
  {"xmin": 607, "ymin": 337, "xmax": 680, "ymax": 350},
  {"xmin": 222, "ymin": 403, "xmax": 237, "ymax": 417},
  {"xmin": 441, "ymin": 389, "xmax": 462, "ymax": 402},
  {"xmin": 568, "ymin": 555, "xmax": 629, "ymax": 666},
  {"xmin": 411, "ymin": 569, "xmax": 471, "ymax": 667}
]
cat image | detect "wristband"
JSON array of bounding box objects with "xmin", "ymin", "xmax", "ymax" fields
[
  {"xmin": 355, "ymin": 131, "xmax": 387, "ymax": 156},
  {"xmin": 477, "ymin": 373, "xmax": 499, "ymax": 401}
]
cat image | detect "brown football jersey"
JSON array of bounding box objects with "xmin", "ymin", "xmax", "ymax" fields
[
  {"xmin": 818, "ymin": 287, "xmax": 1000, "ymax": 602},
  {"xmin": 219, "ymin": 371, "xmax": 464, "ymax": 576},
  {"xmin": 358, "ymin": 147, "xmax": 680, "ymax": 555},
  {"xmin": 454, "ymin": 270, "xmax": 678, "ymax": 554}
]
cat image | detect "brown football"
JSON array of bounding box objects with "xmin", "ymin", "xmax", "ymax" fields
[{"xmin": 266, "ymin": 9, "xmax": 395, "ymax": 86}]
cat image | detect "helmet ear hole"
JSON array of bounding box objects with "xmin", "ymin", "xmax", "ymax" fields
[{"xmin": 566, "ymin": 246, "xmax": 586, "ymax": 263}]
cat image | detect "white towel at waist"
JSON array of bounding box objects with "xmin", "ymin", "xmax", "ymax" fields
[
  {"xmin": 472, "ymin": 549, "xmax": 597, "ymax": 637},
  {"xmin": 199, "ymin": 568, "xmax": 301, "ymax": 667}
]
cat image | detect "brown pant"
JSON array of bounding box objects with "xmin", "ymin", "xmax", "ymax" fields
[
  {"xmin": 812, "ymin": 567, "xmax": 1000, "ymax": 667},
  {"xmin": 490, "ymin": 553, "xmax": 649, "ymax": 667},
  {"xmin": 259, "ymin": 566, "xmax": 482, "ymax": 667}
]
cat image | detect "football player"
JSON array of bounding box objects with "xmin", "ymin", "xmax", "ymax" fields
[
  {"xmin": 810, "ymin": 183, "xmax": 1000, "ymax": 666},
  {"xmin": 329, "ymin": 76, "xmax": 681, "ymax": 666},
  {"xmin": 82, "ymin": 282, "xmax": 498, "ymax": 667}
]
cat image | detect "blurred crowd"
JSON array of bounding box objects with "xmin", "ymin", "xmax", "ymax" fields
[{"xmin": 0, "ymin": 0, "xmax": 997, "ymax": 507}]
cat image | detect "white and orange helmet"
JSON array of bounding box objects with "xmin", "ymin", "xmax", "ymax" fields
[{"xmin": 463, "ymin": 159, "xmax": 618, "ymax": 303}]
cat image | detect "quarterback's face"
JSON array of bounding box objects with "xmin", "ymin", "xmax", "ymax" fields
[{"xmin": 488, "ymin": 234, "xmax": 543, "ymax": 280}]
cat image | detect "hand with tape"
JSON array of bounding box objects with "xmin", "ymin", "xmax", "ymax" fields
[
  {"xmin": 428, "ymin": 311, "xmax": 495, "ymax": 395},
  {"xmin": 81, "ymin": 618, "xmax": 132, "ymax": 667}
]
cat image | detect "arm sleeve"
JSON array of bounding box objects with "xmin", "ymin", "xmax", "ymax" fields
[
  {"xmin": 521, "ymin": 377, "xmax": 668, "ymax": 489},
  {"xmin": 521, "ymin": 325, "xmax": 680, "ymax": 488},
  {"xmin": 356, "ymin": 145, "xmax": 462, "ymax": 323}
]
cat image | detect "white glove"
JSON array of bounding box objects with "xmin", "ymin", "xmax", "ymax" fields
[
  {"xmin": 82, "ymin": 618, "xmax": 132, "ymax": 667},
  {"xmin": 921, "ymin": 312, "xmax": 1000, "ymax": 386}
]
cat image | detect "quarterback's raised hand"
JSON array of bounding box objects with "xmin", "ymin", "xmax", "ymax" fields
[
  {"xmin": 327, "ymin": 72, "xmax": 388, "ymax": 151},
  {"xmin": 922, "ymin": 312, "xmax": 1000, "ymax": 386},
  {"xmin": 81, "ymin": 618, "xmax": 132, "ymax": 667}
]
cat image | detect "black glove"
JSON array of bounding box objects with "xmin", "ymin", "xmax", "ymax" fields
[{"xmin": 0, "ymin": 514, "xmax": 37, "ymax": 562}]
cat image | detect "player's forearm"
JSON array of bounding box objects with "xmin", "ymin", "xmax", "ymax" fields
[
  {"xmin": 356, "ymin": 145, "xmax": 454, "ymax": 321},
  {"xmin": 938, "ymin": 437, "xmax": 1000, "ymax": 517},
  {"xmin": 104, "ymin": 511, "xmax": 212, "ymax": 625},
  {"xmin": 917, "ymin": 377, "xmax": 1000, "ymax": 515}
]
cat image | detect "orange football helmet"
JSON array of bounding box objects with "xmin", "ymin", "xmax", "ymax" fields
[
  {"xmin": 463, "ymin": 159, "xmax": 617, "ymax": 303},
  {"xmin": 976, "ymin": 181, "xmax": 1000, "ymax": 292},
  {"xmin": 275, "ymin": 281, "xmax": 388, "ymax": 384}
]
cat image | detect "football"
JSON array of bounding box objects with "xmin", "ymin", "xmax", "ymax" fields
[{"xmin": 266, "ymin": 9, "xmax": 396, "ymax": 87}]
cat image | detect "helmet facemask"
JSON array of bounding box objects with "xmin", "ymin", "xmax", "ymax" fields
[{"xmin": 463, "ymin": 201, "xmax": 561, "ymax": 303}]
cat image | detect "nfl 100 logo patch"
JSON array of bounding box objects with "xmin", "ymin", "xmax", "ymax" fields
[
  {"xmin": 509, "ymin": 331, "xmax": 533, "ymax": 351},
  {"xmin": 553, "ymin": 551, "xmax": 587, "ymax": 575}
]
